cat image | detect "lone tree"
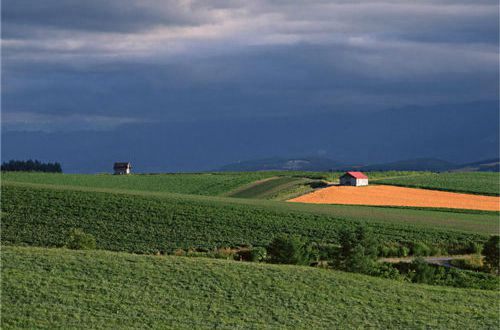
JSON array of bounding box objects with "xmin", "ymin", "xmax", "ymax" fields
[
  {"xmin": 267, "ymin": 234, "xmax": 313, "ymax": 265},
  {"xmin": 482, "ymin": 235, "xmax": 499, "ymax": 274},
  {"xmin": 335, "ymin": 225, "xmax": 379, "ymax": 274}
]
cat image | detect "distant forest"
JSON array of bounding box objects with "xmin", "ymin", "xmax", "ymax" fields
[{"xmin": 1, "ymin": 160, "xmax": 62, "ymax": 173}]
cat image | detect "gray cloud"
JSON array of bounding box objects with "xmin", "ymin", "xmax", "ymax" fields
[
  {"xmin": 2, "ymin": 0, "xmax": 211, "ymax": 37},
  {"xmin": 1, "ymin": 0, "xmax": 498, "ymax": 131}
]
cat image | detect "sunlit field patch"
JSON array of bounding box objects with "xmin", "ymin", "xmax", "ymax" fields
[{"xmin": 289, "ymin": 185, "xmax": 500, "ymax": 211}]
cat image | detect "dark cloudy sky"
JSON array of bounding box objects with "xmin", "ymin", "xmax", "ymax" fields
[
  {"xmin": 2, "ymin": 0, "xmax": 498, "ymax": 130},
  {"xmin": 1, "ymin": 1, "xmax": 499, "ymax": 172}
]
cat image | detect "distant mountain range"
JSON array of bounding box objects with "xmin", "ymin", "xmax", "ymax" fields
[
  {"xmin": 218, "ymin": 157, "xmax": 500, "ymax": 172},
  {"xmin": 218, "ymin": 157, "xmax": 348, "ymax": 172}
]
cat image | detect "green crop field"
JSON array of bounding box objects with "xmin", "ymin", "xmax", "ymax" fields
[
  {"xmin": 2, "ymin": 171, "xmax": 499, "ymax": 329},
  {"xmin": 375, "ymin": 172, "xmax": 500, "ymax": 196},
  {"xmin": 1, "ymin": 172, "xmax": 279, "ymax": 196},
  {"xmin": 3, "ymin": 246, "xmax": 498, "ymax": 329},
  {"xmin": 2, "ymin": 182, "xmax": 497, "ymax": 255},
  {"xmin": 1, "ymin": 171, "xmax": 423, "ymax": 198}
]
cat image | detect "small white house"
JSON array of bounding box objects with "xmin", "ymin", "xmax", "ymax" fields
[
  {"xmin": 113, "ymin": 162, "xmax": 131, "ymax": 175},
  {"xmin": 339, "ymin": 171, "xmax": 368, "ymax": 186}
]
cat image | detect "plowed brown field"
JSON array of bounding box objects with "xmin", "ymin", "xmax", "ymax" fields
[{"xmin": 289, "ymin": 185, "xmax": 500, "ymax": 211}]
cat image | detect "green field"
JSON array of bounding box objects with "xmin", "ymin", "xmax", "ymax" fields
[
  {"xmin": 375, "ymin": 172, "xmax": 500, "ymax": 196},
  {"xmin": 3, "ymin": 246, "xmax": 498, "ymax": 329},
  {"xmin": 1, "ymin": 171, "xmax": 422, "ymax": 197},
  {"xmin": 1, "ymin": 172, "xmax": 279, "ymax": 196},
  {"xmin": 2, "ymin": 171, "xmax": 499, "ymax": 329},
  {"xmin": 2, "ymin": 182, "xmax": 496, "ymax": 254},
  {"xmin": 226, "ymin": 176, "xmax": 321, "ymax": 200}
]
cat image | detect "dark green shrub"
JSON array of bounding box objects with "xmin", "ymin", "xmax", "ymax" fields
[
  {"xmin": 315, "ymin": 243, "xmax": 340, "ymax": 260},
  {"xmin": 482, "ymin": 235, "xmax": 499, "ymax": 273},
  {"xmin": 409, "ymin": 257, "xmax": 435, "ymax": 284},
  {"xmin": 66, "ymin": 229, "xmax": 96, "ymax": 250},
  {"xmin": 379, "ymin": 244, "xmax": 403, "ymax": 257},
  {"xmin": 267, "ymin": 235, "xmax": 313, "ymax": 265},
  {"xmin": 372, "ymin": 263, "xmax": 402, "ymax": 280},
  {"xmin": 411, "ymin": 242, "xmax": 431, "ymax": 256},
  {"xmin": 429, "ymin": 245, "xmax": 443, "ymax": 256},
  {"xmin": 398, "ymin": 246, "xmax": 410, "ymax": 257},
  {"xmin": 394, "ymin": 259, "xmax": 498, "ymax": 290},
  {"xmin": 379, "ymin": 245, "xmax": 390, "ymax": 257},
  {"xmin": 466, "ymin": 241, "xmax": 483, "ymax": 254},
  {"xmin": 308, "ymin": 181, "xmax": 328, "ymax": 189},
  {"xmin": 235, "ymin": 247, "xmax": 267, "ymax": 262}
]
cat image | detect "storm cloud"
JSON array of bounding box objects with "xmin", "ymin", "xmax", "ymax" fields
[{"xmin": 1, "ymin": 1, "xmax": 498, "ymax": 170}]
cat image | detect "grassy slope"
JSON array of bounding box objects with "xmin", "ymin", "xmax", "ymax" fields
[
  {"xmin": 375, "ymin": 172, "xmax": 500, "ymax": 196},
  {"xmin": 3, "ymin": 246, "xmax": 498, "ymax": 329},
  {"xmin": 226, "ymin": 176, "xmax": 313, "ymax": 199},
  {"xmin": 2, "ymin": 182, "xmax": 497, "ymax": 254},
  {"xmin": 1, "ymin": 172, "xmax": 279, "ymax": 196},
  {"xmin": 1, "ymin": 171, "xmax": 424, "ymax": 197}
]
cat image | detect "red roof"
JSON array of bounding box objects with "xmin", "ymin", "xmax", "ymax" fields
[{"xmin": 344, "ymin": 171, "xmax": 368, "ymax": 179}]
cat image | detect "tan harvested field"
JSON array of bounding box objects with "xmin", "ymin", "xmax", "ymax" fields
[{"xmin": 289, "ymin": 185, "xmax": 500, "ymax": 211}]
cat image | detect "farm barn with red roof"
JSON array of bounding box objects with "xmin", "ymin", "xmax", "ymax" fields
[{"xmin": 339, "ymin": 171, "xmax": 369, "ymax": 186}]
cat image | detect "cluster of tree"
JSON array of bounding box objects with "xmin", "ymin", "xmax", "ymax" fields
[
  {"xmin": 1, "ymin": 159, "xmax": 62, "ymax": 173},
  {"xmin": 67, "ymin": 223, "xmax": 499, "ymax": 290},
  {"xmin": 263, "ymin": 227, "xmax": 499, "ymax": 290},
  {"xmin": 266, "ymin": 226, "xmax": 379, "ymax": 274}
]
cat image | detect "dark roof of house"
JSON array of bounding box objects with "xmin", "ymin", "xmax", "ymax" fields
[
  {"xmin": 342, "ymin": 171, "xmax": 368, "ymax": 179},
  {"xmin": 113, "ymin": 162, "xmax": 131, "ymax": 169}
]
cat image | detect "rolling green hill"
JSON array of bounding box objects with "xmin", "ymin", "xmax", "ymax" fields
[
  {"xmin": 2, "ymin": 182, "xmax": 496, "ymax": 255},
  {"xmin": 1, "ymin": 171, "xmax": 423, "ymax": 200},
  {"xmin": 2, "ymin": 171, "xmax": 500, "ymax": 329},
  {"xmin": 1, "ymin": 172, "xmax": 278, "ymax": 196},
  {"xmin": 375, "ymin": 172, "xmax": 500, "ymax": 196},
  {"xmin": 226, "ymin": 176, "xmax": 325, "ymax": 200},
  {"xmin": 3, "ymin": 246, "xmax": 498, "ymax": 329}
]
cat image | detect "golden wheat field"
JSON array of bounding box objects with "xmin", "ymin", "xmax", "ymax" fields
[{"xmin": 289, "ymin": 185, "xmax": 500, "ymax": 211}]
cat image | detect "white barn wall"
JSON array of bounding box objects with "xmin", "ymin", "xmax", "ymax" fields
[{"xmin": 355, "ymin": 178, "xmax": 368, "ymax": 186}]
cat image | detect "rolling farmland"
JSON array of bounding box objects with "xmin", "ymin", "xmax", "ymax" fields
[
  {"xmin": 2, "ymin": 182, "xmax": 496, "ymax": 254},
  {"xmin": 3, "ymin": 246, "xmax": 499, "ymax": 329},
  {"xmin": 374, "ymin": 172, "xmax": 500, "ymax": 196},
  {"xmin": 2, "ymin": 171, "xmax": 499, "ymax": 329},
  {"xmin": 1, "ymin": 171, "xmax": 422, "ymax": 197},
  {"xmin": 1, "ymin": 172, "xmax": 278, "ymax": 196}
]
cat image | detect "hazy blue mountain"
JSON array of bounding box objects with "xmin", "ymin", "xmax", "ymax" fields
[
  {"xmin": 359, "ymin": 158, "xmax": 456, "ymax": 172},
  {"xmin": 218, "ymin": 157, "xmax": 349, "ymax": 172},
  {"xmin": 451, "ymin": 158, "xmax": 500, "ymax": 172},
  {"xmin": 2, "ymin": 101, "xmax": 498, "ymax": 173},
  {"xmin": 218, "ymin": 157, "xmax": 500, "ymax": 172}
]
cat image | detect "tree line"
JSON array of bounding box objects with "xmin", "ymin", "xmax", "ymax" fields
[{"xmin": 1, "ymin": 159, "xmax": 62, "ymax": 173}]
